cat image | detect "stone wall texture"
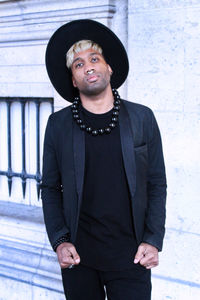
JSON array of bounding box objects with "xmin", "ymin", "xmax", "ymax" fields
[
  {"xmin": 127, "ymin": 1, "xmax": 200, "ymax": 299},
  {"xmin": 0, "ymin": 0, "xmax": 200, "ymax": 299}
]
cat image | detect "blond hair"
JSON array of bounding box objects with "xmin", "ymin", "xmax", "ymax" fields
[{"xmin": 66, "ymin": 40, "xmax": 103, "ymax": 69}]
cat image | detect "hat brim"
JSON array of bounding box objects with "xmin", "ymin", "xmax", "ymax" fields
[{"xmin": 45, "ymin": 19, "xmax": 129, "ymax": 102}]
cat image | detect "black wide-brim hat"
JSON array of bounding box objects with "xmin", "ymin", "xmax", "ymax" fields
[{"xmin": 45, "ymin": 19, "xmax": 129, "ymax": 102}]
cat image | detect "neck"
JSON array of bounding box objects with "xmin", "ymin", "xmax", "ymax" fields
[{"xmin": 79, "ymin": 86, "xmax": 114, "ymax": 114}]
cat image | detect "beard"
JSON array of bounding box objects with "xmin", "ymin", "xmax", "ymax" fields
[{"xmin": 76, "ymin": 72, "xmax": 111, "ymax": 97}]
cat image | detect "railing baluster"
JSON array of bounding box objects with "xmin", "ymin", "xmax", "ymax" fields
[
  {"xmin": 0, "ymin": 97, "xmax": 53, "ymax": 201},
  {"xmin": 21, "ymin": 100, "xmax": 26, "ymax": 198},
  {"xmin": 35, "ymin": 100, "xmax": 41, "ymax": 200},
  {"xmin": 51, "ymin": 101, "xmax": 54, "ymax": 114},
  {"xmin": 7, "ymin": 101, "xmax": 12, "ymax": 197}
]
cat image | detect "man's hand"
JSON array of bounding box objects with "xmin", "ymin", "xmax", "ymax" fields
[
  {"xmin": 56, "ymin": 242, "xmax": 81, "ymax": 269},
  {"xmin": 134, "ymin": 242, "xmax": 158, "ymax": 269}
]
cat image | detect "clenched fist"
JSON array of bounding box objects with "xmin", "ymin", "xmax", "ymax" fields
[
  {"xmin": 134, "ymin": 242, "xmax": 159, "ymax": 269},
  {"xmin": 56, "ymin": 242, "xmax": 81, "ymax": 269}
]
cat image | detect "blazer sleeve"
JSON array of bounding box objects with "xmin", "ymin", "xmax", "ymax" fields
[
  {"xmin": 142, "ymin": 110, "xmax": 167, "ymax": 251},
  {"xmin": 41, "ymin": 115, "xmax": 70, "ymax": 249}
]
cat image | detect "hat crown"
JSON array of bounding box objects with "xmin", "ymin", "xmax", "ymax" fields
[{"xmin": 45, "ymin": 19, "xmax": 129, "ymax": 102}]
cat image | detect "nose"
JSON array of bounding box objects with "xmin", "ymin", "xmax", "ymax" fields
[
  {"xmin": 84, "ymin": 61, "xmax": 95, "ymax": 75},
  {"xmin": 86, "ymin": 69, "xmax": 94, "ymax": 75}
]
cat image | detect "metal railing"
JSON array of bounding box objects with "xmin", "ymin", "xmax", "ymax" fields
[{"xmin": 0, "ymin": 97, "xmax": 53, "ymax": 200}]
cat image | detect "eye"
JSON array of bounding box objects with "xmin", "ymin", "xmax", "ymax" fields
[
  {"xmin": 75, "ymin": 62, "xmax": 83, "ymax": 69},
  {"xmin": 91, "ymin": 57, "xmax": 98, "ymax": 63}
]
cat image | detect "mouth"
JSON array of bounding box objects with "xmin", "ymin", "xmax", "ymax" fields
[{"xmin": 86, "ymin": 75, "xmax": 99, "ymax": 83}]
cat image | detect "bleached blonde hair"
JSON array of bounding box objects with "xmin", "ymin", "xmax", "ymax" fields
[{"xmin": 66, "ymin": 40, "xmax": 103, "ymax": 69}]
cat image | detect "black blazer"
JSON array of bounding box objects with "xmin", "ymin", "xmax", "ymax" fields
[{"xmin": 41, "ymin": 99, "xmax": 167, "ymax": 251}]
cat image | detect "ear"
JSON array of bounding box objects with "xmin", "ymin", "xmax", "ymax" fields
[
  {"xmin": 72, "ymin": 76, "xmax": 77, "ymax": 88},
  {"xmin": 108, "ymin": 64, "xmax": 113, "ymax": 75}
]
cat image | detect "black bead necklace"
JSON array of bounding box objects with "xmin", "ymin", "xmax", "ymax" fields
[{"xmin": 71, "ymin": 88, "xmax": 121, "ymax": 136}]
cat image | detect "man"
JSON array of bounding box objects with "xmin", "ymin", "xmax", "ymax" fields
[{"xmin": 42, "ymin": 19, "xmax": 167, "ymax": 300}]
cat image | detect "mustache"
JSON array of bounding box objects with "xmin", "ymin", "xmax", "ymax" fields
[{"xmin": 85, "ymin": 72, "xmax": 100, "ymax": 80}]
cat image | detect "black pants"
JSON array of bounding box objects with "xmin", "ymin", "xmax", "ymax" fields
[{"xmin": 61, "ymin": 263, "xmax": 151, "ymax": 300}]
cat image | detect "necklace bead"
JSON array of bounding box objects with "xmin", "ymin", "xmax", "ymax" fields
[
  {"xmin": 98, "ymin": 128, "xmax": 105, "ymax": 134},
  {"xmin": 112, "ymin": 117, "xmax": 118, "ymax": 122},
  {"xmin": 92, "ymin": 130, "xmax": 98, "ymax": 136},
  {"xmin": 114, "ymin": 100, "xmax": 120, "ymax": 105},
  {"xmin": 80, "ymin": 124, "xmax": 86, "ymax": 130},
  {"xmin": 86, "ymin": 127, "xmax": 92, "ymax": 133},
  {"xmin": 114, "ymin": 105, "xmax": 120, "ymax": 111},
  {"xmin": 72, "ymin": 104, "xmax": 77, "ymax": 109},
  {"xmin": 71, "ymin": 88, "xmax": 121, "ymax": 136},
  {"xmin": 109, "ymin": 122, "xmax": 116, "ymax": 128},
  {"xmin": 113, "ymin": 111, "xmax": 119, "ymax": 116},
  {"xmin": 76, "ymin": 119, "xmax": 83, "ymax": 124},
  {"xmin": 105, "ymin": 127, "xmax": 111, "ymax": 133}
]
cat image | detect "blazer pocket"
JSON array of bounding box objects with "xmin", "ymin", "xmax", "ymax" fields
[{"xmin": 134, "ymin": 144, "xmax": 147, "ymax": 154}]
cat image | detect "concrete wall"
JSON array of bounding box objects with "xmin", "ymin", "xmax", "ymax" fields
[
  {"xmin": 0, "ymin": 0, "xmax": 200, "ymax": 299},
  {"xmin": 127, "ymin": 1, "xmax": 200, "ymax": 299}
]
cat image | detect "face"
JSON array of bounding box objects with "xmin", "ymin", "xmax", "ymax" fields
[{"xmin": 71, "ymin": 48, "xmax": 112, "ymax": 96}]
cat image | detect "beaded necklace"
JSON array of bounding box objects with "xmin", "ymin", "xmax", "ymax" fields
[{"xmin": 71, "ymin": 88, "xmax": 121, "ymax": 136}]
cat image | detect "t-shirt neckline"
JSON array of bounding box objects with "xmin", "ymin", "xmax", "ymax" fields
[{"xmin": 80, "ymin": 105, "xmax": 114, "ymax": 119}]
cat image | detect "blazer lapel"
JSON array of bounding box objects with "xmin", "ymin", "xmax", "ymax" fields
[
  {"xmin": 72, "ymin": 101, "xmax": 136, "ymax": 207},
  {"xmin": 119, "ymin": 101, "xmax": 136, "ymax": 199},
  {"xmin": 73, "ymin": 121, "xmax": 85, "ymax": 211}
]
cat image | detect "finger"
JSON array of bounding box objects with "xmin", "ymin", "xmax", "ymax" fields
[
  {"xmin": 58, "ymin": 248, "xmax": 74, "ymax": 265},
  {"xmin": 146, "ymin": 264, "xmax": 156, "ymax": 269},
  {"xmin": 140, "ymin": 253, "xmax": 155, "ymax": 266},
  {"xmin": 60, "ymin": 262, "xmax": 74, "ymax": 269},
  {"xmin": 66, "ymin": 245, "xmax": 81, "ymax": 264},
  {"xmin": 134, "ymin": 245, "xmax": 146, "ymax": 264},
  {"xmin": 140, "ymin": 255, "xmax": 159, "ymax": 268},
  {"xmin": 58, "ymin": 247, "xmax": 72, "ymax": 262},
  {"xmin": 145, "ymin": 263, "xmax": 153, "ymax": 269},
  {"xmin": 59, "ymin": 244, "xmax": 79, "ymax": 263},
  {"xmin": 60, "ymin": 256, "xmax": 75, "ymax": 268},
  {"xmin": 145, "ymin": 261, "xmax": 159, "ymax": 269}
]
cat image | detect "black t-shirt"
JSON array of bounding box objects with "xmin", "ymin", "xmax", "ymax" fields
[{"xmin": 74, "ymin": 105, "xmax": 138, "ymax": 271}]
